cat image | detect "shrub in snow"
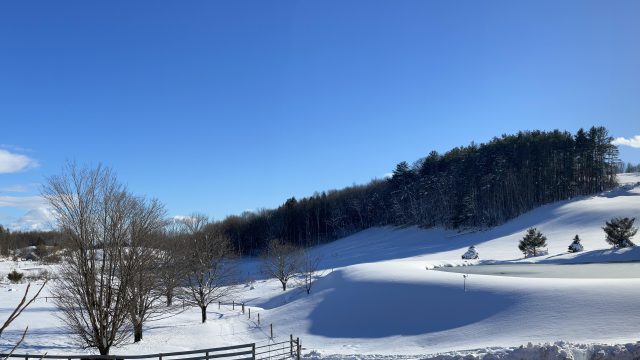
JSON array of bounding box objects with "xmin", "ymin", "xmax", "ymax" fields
[
  {"xmin": 7, "ymin": 270, "xmax": 23, "ymax": 283},
  {"xmin": 603, "ymin": 217, "xmax": 638, "ymax": 248},
  {"xmin": 461, "ymin": 245, "xmax": 479, "ymax": 260},
  {"xmin": 568, "ymin": 235, "xmax": 584, "ymax": 253},
  {"xmin": 518, "ymin": 228, "xmax": 548, "ymax": 258}
]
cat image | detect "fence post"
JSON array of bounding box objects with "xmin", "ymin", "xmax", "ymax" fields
[
  {"xmin": 232, "ymin": 301, "xmax": 235, "ymax": 310},
  {"xmin": 251, "ymin": 343, "xmax": 255, "ymax": 360},
  {"xmin": 297, "ymin": 337, "xmax": 301, "ymax": 360},
  {"xmin": 218, "ymin": 301, "xmax": 220, "ymax": 310},
  {"xmin": 270, "ymin": 323, "xmax": 273, "ymax": 338},
  {"xmin": 159, "ymin": 353, "xmax": 163, "ymax": 360},
  {"xmin": 290, "ymin": 334, "xmax": 293, "ymax": 356},
  {"xmin": 248, "ymin": 308, "xmax": 251, "ymax": 319},
  {"xmin": 242, "ymin": 303, "xmax": 245, "ymax": 314},
  {"xmin": 257, "ymin": 313, "xmax": 260, "ymax": 326}
]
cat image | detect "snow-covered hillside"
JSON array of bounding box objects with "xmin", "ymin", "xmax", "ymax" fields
[{"xmin": 2, "ymin": 174, "xmax": 640, "ymax": 358}]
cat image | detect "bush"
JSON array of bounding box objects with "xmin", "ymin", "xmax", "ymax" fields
[
  {"xmin": 43, "ymin": 254, "xmax": 62, "ymax": 264},
  {"xmin": 568, "ymin": 235, "xmax": 584, "ymax": 253},
  {"xmin": 461, "ymin": 245, "xmax": 479, "ymax": 260},
  {"xmin": 25, "ymin": 269, "xmax": 51, "ymax": 281},
  {"xmin": 7, "ymin": 270, "xmax": 24, "ymax": 283}
]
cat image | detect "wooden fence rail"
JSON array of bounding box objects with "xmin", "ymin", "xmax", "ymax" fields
[{"xmin": 0, "ymin": 336, "xmax": 302, "ymax": 360}]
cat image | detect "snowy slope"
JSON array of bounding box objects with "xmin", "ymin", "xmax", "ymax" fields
[{"xmin": 2, "ymin": 173, "xmax": 640, "ymax": 357}]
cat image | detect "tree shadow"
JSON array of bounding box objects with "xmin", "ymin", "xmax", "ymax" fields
[{"xmin": 305, "ymin": 272, "xmax": 516, "ymax": 338}]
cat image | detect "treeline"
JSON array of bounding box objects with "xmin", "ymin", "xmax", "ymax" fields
[
  {"xmin": 621, "ymin": 162, "xmax": 640, "ymax": 173},
  {"xmin": 0, "ymin": 225, "xmax": 64, "ymax": 258},
  {"xmin": 214, "ymin": 126, "xmax": 619, "ymax": 255}
]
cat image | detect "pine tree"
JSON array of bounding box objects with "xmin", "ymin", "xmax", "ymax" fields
[
  {"xmin": 568, "ymin": 234, "xmax": 583, "ymax": 253},
  {"xmin": 518, "ymin": 227, "xmax": 548, "ymax": 257},
  {"xmin": 603, "ymin": 217, "xmax": 638, "ymax": 248}
]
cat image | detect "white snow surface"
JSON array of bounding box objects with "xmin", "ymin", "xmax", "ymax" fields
[{"xmin": 2, "ymin": 173, "xmax": 640, "ymax": 358}]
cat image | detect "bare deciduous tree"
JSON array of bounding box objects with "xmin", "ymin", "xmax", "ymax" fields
[
  {"xmin": 43, "ymin": 163, "xmax": 137, "ymax": 355},
  {"xmin": 296, "ymin": 250, "xmax": 324, "ymax": 295},
  {"xmin": 125, "ymin": 197, "xmax": 168, "ymax": 343},
  {"xmin": 157, "ymin": 222, "xmax": 189, "ymax": 307},
  {"xmin": 179, "ymin": 215, "xmax": 237, "ymax": 323},
  {"xmin": 261, "ymin": 239, "xmax": 301, "ymax": 291},
  {"xmin": 1, "ymin": 283, "xmax": 46, "ymax": 360}
]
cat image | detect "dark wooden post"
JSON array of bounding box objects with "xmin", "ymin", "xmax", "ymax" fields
[
  {"xmin": 251, "ymin": 343, "xmax": 256, "ymax": 360},
  {"xmin": 159, "ymin": 353, "xmax": 163, "ymax": 360},
  {"xmin": 290, "ymin": 334, "xmax": 294, "ymax": 356},
  {"xmin": 270, "ymin": 323, "xmax": 273, "ymax": 338},
  {"xmin": 258, "ymin": 313, "xmax": 260, "ymax": 325},
  {"xmin": 248, "ymin": 308, "xmax": 251, "ymax": 319},
  {"xmin": 242, "ymin": 303, "xmax": 245, "ymax": 314},
  {"xmin": 218, "ymin": 301, "xmax": 220, "ymax": 310},
  {"xmin": 297, "ymin": 338, "xmax": 301, "ymax": 360},
  {"xmin": 232, "ymin": 301, "xmax": 235, "ymax": 310}
]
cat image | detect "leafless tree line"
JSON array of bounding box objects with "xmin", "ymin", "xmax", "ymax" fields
[
  {"xmin": 260, "ymin": 239, "xmax": 324, "ymax": 295},
  {"xmin": 42, "ymin": 164, "xmax": 238, "ymax": 355}
]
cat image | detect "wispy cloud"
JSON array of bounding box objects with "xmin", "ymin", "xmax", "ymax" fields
[
  {"xmin": 0, "ymin": 195, "xmax": 53, "ymax": 230},
  {"xmin": 0, "ymin": 184, "xmax": 35, "ymax": 193},
  {"xmin": 0, "ymin": 149, "xmax": 39, "ymax": 173},
  {"xmin": 612, "ymin": 135, "xmax": 640, "ymax": 149},
  {"xmin": 11, "ymin": 207, "xmax": 54, "ymax": 231},
  {"xmin": 0, "ymin": 195, "xmax": 48, "ymax": 209}
]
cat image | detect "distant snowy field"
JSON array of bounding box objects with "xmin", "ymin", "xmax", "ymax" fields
[{"xmin": 2, "ymin": 173, "xmax": 640, "ymax": 358}]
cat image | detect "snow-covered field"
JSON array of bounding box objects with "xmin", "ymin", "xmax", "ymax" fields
[{"xmin": 2, "ymin": 173, "xmax": 640, "ymax": 358}]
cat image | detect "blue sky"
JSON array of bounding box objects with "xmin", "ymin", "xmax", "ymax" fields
[{"xmin": 1, "ymin": 0, "xmax": 639, "ymax": 230}]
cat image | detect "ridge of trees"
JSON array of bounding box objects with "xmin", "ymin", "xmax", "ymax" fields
[{"xmin": 214, "ymin": 126, "xmax": 620, "ymax": 255}]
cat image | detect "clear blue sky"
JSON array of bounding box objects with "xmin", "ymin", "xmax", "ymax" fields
[{"xmin": 1, "ymin": 0, "xmax": 639, "ymax": 229}]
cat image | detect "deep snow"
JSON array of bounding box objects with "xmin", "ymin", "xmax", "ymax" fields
[{"xmin": 1, "ymin": 173, "xmax": 640, "ymax": 357}]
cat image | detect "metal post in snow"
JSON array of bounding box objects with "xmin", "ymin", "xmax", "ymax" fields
[{"xmin": 463, "ymin": 274, "xmax": 468, "ymax": 292}]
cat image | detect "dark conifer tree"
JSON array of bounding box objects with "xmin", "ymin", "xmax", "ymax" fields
[
  {"xmin": 518, "ymin": 228, "xmax": 548, "ymax": 257},
  {"xmin": 603, "ymin": 217, "xmax": 638, "ymax": 248}
]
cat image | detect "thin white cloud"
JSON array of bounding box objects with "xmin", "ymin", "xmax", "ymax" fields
[
  {"xmin": 612, "ymin": 135, "xmax": 640, "ymax": 149},
  {"xmin": 0, "ymin": 195, "xmax": 48, "ymax": 209},
  {"xmin": 0, "ymin": 184, "xmax": 33, "ymax": 193},
  {"xmin": 0, "ymin": 149, "xmax": 39, "ymax": 173},
  {"xmin": 10, "ymin": 207, "xmax": 54, "ymax": 231},
  {"xmin": 172, "ymin": 215, "xmax": 194, "ymax": 222}
]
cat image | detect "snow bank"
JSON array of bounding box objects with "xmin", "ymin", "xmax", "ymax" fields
[{"xmin": 303, "ymin": 341, "xmax": 640, "ymax": 360}]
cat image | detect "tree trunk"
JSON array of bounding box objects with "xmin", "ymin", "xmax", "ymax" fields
[
  {"xmin": 201, "ymin": 306, "xmax": 207, "ymax": 323},
  {"xmin": 166, "ymin": 289, "xmax": 173, "ymax": 306},
  {"xmin": 281, "ymin": 281, "xmax": 286, "ymax": 291},
  {"xmin": 134, "ymin": 322, "xmax": 143, "ymax": 342}
]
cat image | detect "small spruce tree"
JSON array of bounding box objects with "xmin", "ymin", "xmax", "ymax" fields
[
  {"xmin": 603, "ymin": 217, "xmax": 638, "ymax": 248},
  {"xmin": 568, "ymin": 235, "xmax": 583, "ymax": 253},
  {"xmin": 518, "ymin": 227, "xmax": 547, "ymax": 257}
]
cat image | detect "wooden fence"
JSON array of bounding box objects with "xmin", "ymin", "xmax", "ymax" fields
[{"xmin": 0, "ymin": 337, "xmax": 302, "ymax": 360}]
